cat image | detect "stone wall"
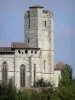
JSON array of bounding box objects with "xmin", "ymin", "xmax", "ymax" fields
[{"xmin": 24, "ymin": 6, "xmax": 54, "ymax": 84}]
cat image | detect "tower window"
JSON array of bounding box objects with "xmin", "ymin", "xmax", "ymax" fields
[
  {"xmin": 44, "ymin": 20, "xmax": 46, "ymax": 27},
  {"xmin": 28, "ymin": 13, "xmax": 30, "ymax": 29},
  {"xmin": 25, "ymin": 50, "xmax": 28, "ymax": 53},
  {"xmin": 28, "ymin": 38, "xmax": 29, "ymax": 43}
]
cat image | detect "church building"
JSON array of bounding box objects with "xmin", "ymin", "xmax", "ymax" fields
[{"xmin": 0, "ymin": 5, "xmax": 61, "ymax": 88}]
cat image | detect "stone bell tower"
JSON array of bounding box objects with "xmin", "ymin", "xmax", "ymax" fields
[{"xmin": 24, "ymin": 5, "xmax": 54, "ymax": 83}]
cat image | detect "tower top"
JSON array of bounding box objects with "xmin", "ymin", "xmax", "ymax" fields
[{"xmin": 29, "ymin": 5, "xmax": 44, "ymax": 9}]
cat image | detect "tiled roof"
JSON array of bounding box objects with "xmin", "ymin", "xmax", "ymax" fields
[
  {"xmin": 0, "ymin": 42, "xmax": 40, "ymax": 53},
  {"xmin": 0, "ymin": 47, "xmax": 14, "ymax": 54},
  {"xmin": 0, "ymin": 47, "xmax": 12, "ymax": 52},
  {"xmin": 54, "ymin": 61, "xmax": 66, "ymax": 70},
  {"xmin": 29, "ymin": 5, "xmax": 44, "ymax": 8},
  {"xmin": 11, "ymin": 42, "xmax": 40, "ymax": 49}
]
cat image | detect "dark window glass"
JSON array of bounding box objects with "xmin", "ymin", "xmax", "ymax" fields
[
  {"xmin": 20, "ymin": 65, "xmax": 25, "ymax": 88},
  {"xmin": 2, "ymin": 62, "xmax": 8, "ymax": 82}
]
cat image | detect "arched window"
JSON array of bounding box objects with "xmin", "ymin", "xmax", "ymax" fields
[
  {"xmin": 20, "ymin": 64, "xmax": 25, "ymax": 88},
  {"xmin": 34, "ymin": 64, "xmax": 36, "ymax": 86},
  {"xmin": 2, "ymin": 62, "xmax": 8, "ymax": 82}
]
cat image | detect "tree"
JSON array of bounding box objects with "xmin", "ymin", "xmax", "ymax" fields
[
  {"xmin": 59, "ymin": 64, "xmax": 72, "ymax": 87},
  {"xmin": 6, "ymin": 78, "xmax": 17, "ymax": 100},
  {"xmin": 53, "ymin": 64, "xmax": 75, "ymax": 100}
]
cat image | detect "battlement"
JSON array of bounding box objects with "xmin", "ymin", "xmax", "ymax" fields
[{"xmin": 29, "ymin": 5, "xmax": 44, "ymax": 9}]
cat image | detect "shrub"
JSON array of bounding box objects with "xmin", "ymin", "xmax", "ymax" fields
[
  {"xmin": 34, "ymin": 78, "xmax": 53, "ymax": 87},
  {"xmin": 0, "ymin": 78, "xmax": 17, "ymax": 100}
]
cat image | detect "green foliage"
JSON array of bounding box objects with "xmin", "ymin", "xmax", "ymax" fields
[
  {"xmin": 0, "ymin": 81, "xmax": 8, "ymax": 100},
  {"xmin": 0, "ymin": 64, "xmax": 75, "ymax": 100},
  {"xmin": 7, "ymin": 78, "xmax": 17, "ymax": 100},
  {"xmin": 59, "ymin": 64, "xmax": 72, "ymax": 87},
  {"xmin": 31, "ymin": 92, "xmax": 38, "ymax": 100},
  {"xmin": 49, "ymin": 64, "xmax": 75, "ymax": 100},
  {"xmin": 0, "ymin": 78, "xmax": 17, "ymax": 100},
  {"xmin": 17, "ymin": 90, "xmax": 31, "ymax": 100},
  {"xmin": 50, "ymin": 85, "xmax": 75, "ymax": 100},
  {"xmin": 38, "ymin": 92, "xmax": 49, "ymax": 100},
  {"xmin": 31, "ymin": 91, "xmax": 51, "ymax": 100},
  {"xmin": 34, "ymin": 78, "xmax": 53, "ymax": 87}
]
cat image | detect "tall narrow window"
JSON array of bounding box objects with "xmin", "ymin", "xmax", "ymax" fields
[
  {"xmin": 20, "ymin": 64, "xmax": 25, "ymax": 88},
  {"xmin": 44, "ymin": 60, "xmax": 46, "ymax": 70},
  {"xmin": 2, "ymin": 62, "xmax": 8, "ymax": 82},
  {"xmin": 34, "ymin": 64, "xmax": 36, "ymax": 86},
  {"xmin": 28, "ymin": 38, "xmax": 29, "ymax": 43},
  {"xmin": 28, "ymin": 13, "xmax": 30, "ymax": 29},
  {"xmin": 44, "ymin": 20, "xmax": 46, "ymax": 27}
]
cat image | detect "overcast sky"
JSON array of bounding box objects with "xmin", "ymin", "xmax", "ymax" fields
[{"xmin": 0, "ymin": 0, "xmax": 75, "ymax": 76}]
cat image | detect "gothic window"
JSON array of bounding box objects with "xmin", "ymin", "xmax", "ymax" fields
[
  {"xmin": 34, "ymin": 64, "xmax": 36, "ymax": 86},
  {"xmin": 44, "ymin": 20, "xmax": 46, "ymax": 27},
  {"xmin": 20, "ymin": 64, "xmax": 25, "ymax": 88},
  {"xmin": 2, "ymin": 62, "xmax": 8, "ymax": 82}
]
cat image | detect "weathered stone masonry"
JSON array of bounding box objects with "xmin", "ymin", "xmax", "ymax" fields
[{"xmin": 0, "ymin": 5, "xmax": 61, "ymax": 88}]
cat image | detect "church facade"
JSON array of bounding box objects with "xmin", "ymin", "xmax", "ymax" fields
[{"xmin": 0, "ymin": 5, "xmax": 61, "ymax": 88}]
